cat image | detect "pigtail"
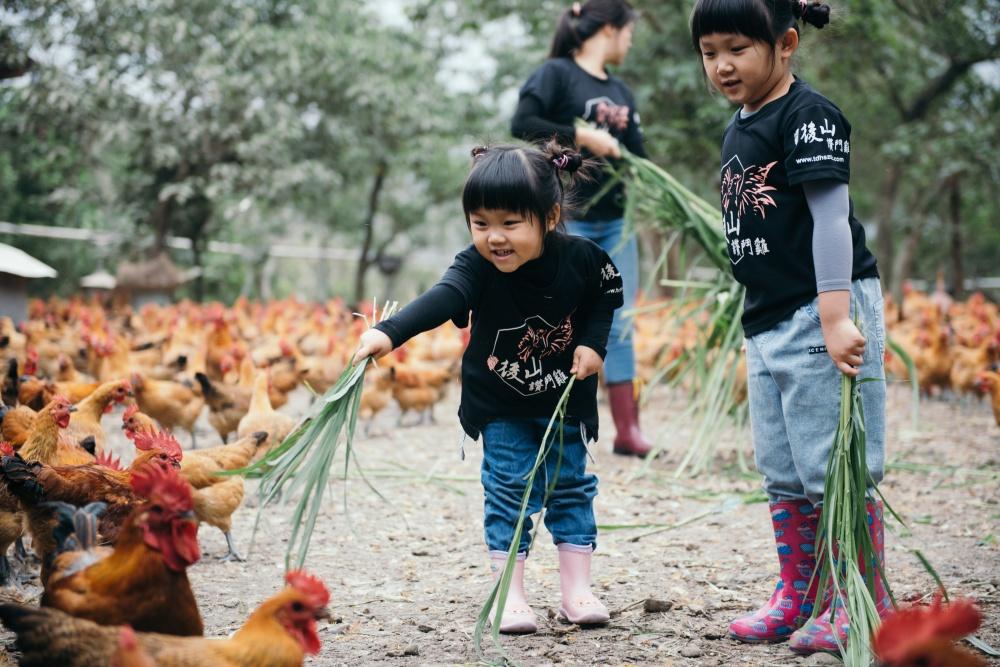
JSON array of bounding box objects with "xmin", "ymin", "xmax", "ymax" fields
[
  {"xmin": 470, "ymin": 145, "xmax": 489, "ymax": 161},
  {"xmin": 793, "ymin": 0, "xmax": 831, "ymax": 29}
]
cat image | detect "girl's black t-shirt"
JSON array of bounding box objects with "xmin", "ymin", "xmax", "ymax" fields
[
  {"xmin": 513, "ymin": 57, "xmax": 646, "ymax": 222},
  {"xmin": 720, "ymin": 79, "xmax": 878, "ymax": 336},
  {"xmin": 377, "ymin": 233, "xmax": 624, "ymax": 441}
]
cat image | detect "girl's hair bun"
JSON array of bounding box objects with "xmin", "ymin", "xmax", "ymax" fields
[
  {"xmin": 470, "ymin": 145, "xmax": 489, "ymax": 160},
  {"xmin": 795, "ymin": 0, "xmax": 831, "ymax": 29},
  {"xmin": 544, "ymin": 142, "xmax": 584, "ymax": 174}
]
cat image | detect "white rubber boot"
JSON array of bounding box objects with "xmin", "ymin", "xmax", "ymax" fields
[
  {"xmin": 557, "ymin": 543, "xmax": 610, "ymax": 625},
  {"xmin": 489, "ymin": 551, "xmax": 537, "ymax": 634}
]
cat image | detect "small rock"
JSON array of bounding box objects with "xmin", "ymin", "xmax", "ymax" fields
[
  {"xmin": 680, "ymin": 644, "xmax": 703, "ymax": 658},
  {"xmin": 403, "ymin": 644, "xmax": 419, "ymax": 656},
  {"xmin": 702, "ymin": 630, "xmax": 724, "ymax": 640},
  {"xmin": 643, "ymin": 598, "xmax": 673, "ymax": 613},
  {"xmin": 803, "ymin": 654, "xmax": 841, "ymax": 665},
  {"xmin": 411, "ymin": 550, "xmax": 430, "ymax": 557},
  {"xmin": 416, "ymin": 624, "xmax": 434, "ymax": 633},
  {"xmin": 222, "ymin": 598, "xmax": 241, "ymax": 609}
]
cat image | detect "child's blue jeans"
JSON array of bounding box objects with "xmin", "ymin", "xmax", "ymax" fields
[
  {"xmin": 480, "ymin": 418, "xmax": 598, "ymax": 555},
  {"xmin": 747, "ymin": 277, "xmax": 886, "ymax": 506}
]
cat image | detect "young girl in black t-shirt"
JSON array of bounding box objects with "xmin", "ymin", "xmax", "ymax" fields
[
  {"xmin": 691, "ymin": 0, "xmax": 890, "ymax": 655},
  {"xmin": 355, "ymin": 143, "xmax": 623, "ymax": 634},
  {"xmin": 512, "ymin": 0, "xmax": 655, "ymax": 458}
]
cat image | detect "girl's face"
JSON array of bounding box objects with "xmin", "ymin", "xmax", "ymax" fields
[
  {"xmin": 605, "ymin": 22, "xmax": 635, "ymax": 66},
  {"xmin": 469, "ymin": 208, "xmax": 558, "ymax": 273},
  {"xmin": 698, "ymin": 30, "xmax": 797, "ymax": 112}
]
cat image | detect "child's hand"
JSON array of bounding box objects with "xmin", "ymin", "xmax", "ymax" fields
[
  {"xmin": 822, "ymin": 317, "xmax": 866, "ymax": 377},
  {"xmin": 354, "ymin": 329, "xmax": 394, "ymax": 364},
  {"xmin": 570, "ymin": 345, "xmax": 603, "ymax": 380}
]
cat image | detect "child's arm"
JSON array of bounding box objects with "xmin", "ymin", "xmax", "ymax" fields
[
  {"xmin": 574, "ymin": 254, "xmax": 626, "ymax": 378},
  {"xmin": 354, "ymin": 284, "xmax": 467, "ymax": 362},
  {"xmin": 804, "ymin": 179, "xmax": 865, "ymax": 377}
]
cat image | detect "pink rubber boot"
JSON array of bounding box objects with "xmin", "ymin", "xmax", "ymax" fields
[
  {"xmin": 729, "ymin": 500, "xmax": 820, "ymax": 642},
  {"xmin": 557, "ymin": 544, "xmax": 610, "ymax": 625},
  {"xmin": 788, "ymin": 500, "xmax": 892, "ymax": 654},
  {"xmin": 489, "ymin": 551, "xmax": 537, "ymax": 634}
]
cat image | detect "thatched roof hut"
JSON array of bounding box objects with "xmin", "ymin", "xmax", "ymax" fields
[
  {"xmin": 0, "ymin": 243, "xmax": 57, "ymax": 323},
  {"xmin": 115, "ymin": 252, "xmax": 196, "ymax": 307}
]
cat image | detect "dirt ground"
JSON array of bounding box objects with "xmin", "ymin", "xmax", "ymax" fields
[{"xmin": 2, "ymin": 383, "xmax": 998, "ymax": 666}]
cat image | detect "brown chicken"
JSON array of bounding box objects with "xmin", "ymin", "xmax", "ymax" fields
[
  {"xmin": 42, "ymin": 464, "xmax": 203, "ymax": 636},
  {"xmin": 976, "ymin": 370, "xmax": 1000, "ymax": 428},
  {"xmin": 0, "ymin": 447, "xmax": 181, "ymax": 583},
  {"xmin": 132, "ymin": 427, "xmax": 265, "ymax": 561},
  {"xmin": 19, "ymin": 395, "xmax": 94, "ymax": 466},
  {"xmin": 237, "ymin": 370, "xmax": 296, "ymax": 457},
  {"xmin": 131, "ymin": 372, "xmax": 205, "ymax": 447},
  {"xmin": 64, "ymin": 378, "xmax": 132, "ymax": 452},
  {"xmin": 389, "ymin": 365, "xmax": 447, "ymax": 425},
  {"xmin": 359, "ymin": 366, "xmax": 393, "ymax": 434},
  {"xmin": 195, "ymin": 371, "xmax": 251, "ymax": 443},
  {"xmin": 0, "ymin": 569, "xmax": 331, "ymax": 667},
  {"xmin": 1, "ymin": 403, "xmax": 37, "ymax": 447}
]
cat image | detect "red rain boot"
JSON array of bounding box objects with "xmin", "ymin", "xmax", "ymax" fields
[
  {"xmin": 608, "ymin": 381, "xmax": 653, "ymax": 457},
  {"xmin": 788, "ymin": 500, "xmax": 892, "ymax": 654},
  {"xmin": 729, "ymin": 500, "xmax": 820, "ymax": 642}
]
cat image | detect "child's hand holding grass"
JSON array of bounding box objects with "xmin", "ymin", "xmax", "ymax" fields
[
  {"xmin": 354, "ymin": 329, "xmax": 394, "ymax": 363},
  {"xmin": 570, "ymin": 345, "xmax": 603, "ymax": 380}
]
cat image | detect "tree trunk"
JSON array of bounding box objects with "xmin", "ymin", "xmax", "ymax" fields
[
  {"xmin": 353, "ymin": 159, "xmax": 389, "ymax": 305},
  {"xmin": 875, "ymin": 163, "xmax": 902, "ymax": 288},
  {"xmin": 948, "ymin": 176, "xmax": 964, "ymax": 299}
]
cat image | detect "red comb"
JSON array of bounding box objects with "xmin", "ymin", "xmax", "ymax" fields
[
  {"xmin": 96, "ymin": 450, "xmax": 123, "ymax": 470},
  {"xmin": 130, "ymin": 462, "xmax": 192, "ymax": 511},
  {"xmin": 0, "ymin": 441, "xmax": 14, "ymax": 457},
  {"xmin": 123, "ymin": 404, "xmax": 139, "ymax": 421},
  {"xmin": 132, "ymin": 429, "xmax": 184, "ymax": 462},
  {"xmin": 874, "ymin": 595, "xmax": 983, "ymax": 663},
  {"xmin": 285, "ymin": 570, "xmax": 330, "ymax": 608}
]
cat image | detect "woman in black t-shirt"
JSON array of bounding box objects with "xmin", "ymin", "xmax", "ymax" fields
[{"xmin": 511, "ymin": 0, "xmax": 653, "ymax": 458}]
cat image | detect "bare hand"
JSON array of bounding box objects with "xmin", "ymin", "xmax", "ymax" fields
[
  {"xmin": 570, "ymin": 345, "xmax": 603, "ymax": 380},
  {"xmin": 354, "ymin": 329, "xmax": 394, "ymax": 364},
  {"xmin": 576, "ymin": 126, "xmax": 621, "ymax": 159},
  {"xmin": 823, "ymin": 318, "xmax": 866, "ymax": 377}
]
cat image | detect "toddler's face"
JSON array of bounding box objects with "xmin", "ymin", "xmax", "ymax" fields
[
  {"xmin": 469, "ymin": 209, "xmax": 552, "ymax": 273},
  {"xmin": 698, "ymin": 32, "xmax": 789, "ymax": 112}
]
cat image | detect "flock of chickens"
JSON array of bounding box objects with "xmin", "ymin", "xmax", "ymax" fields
[
  {"xmin": 0, "ymin": 296, "xmax": 465, "ymax": 666},
  {"xmin": 0, "ymin": 285, "xmax": 994, "ymax": 666}
]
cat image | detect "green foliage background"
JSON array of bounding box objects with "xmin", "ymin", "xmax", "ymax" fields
[{"xmin": 1, "ymin": 0, "xmax": 997, "ymax": 303}]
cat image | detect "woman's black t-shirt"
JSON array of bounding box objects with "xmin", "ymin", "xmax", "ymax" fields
[
  {"xmin": 375, "ymin": 233, "xmax": 624, "ymax": 441},
  {"xmin": 719, "ymin": 79, "xmax": 878, "ymax": 337},
  {"xmin": 512, "ymin": 57, "xmax": 646, "ymax": 222}
]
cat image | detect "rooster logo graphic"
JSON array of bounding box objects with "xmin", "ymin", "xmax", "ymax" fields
[
  {"xmin": 721, "ymin": 157, "xmax": 778, "ymax": 219},
  {"xmin": 515, "ymin": 314, "xmax": 573, "ymax": 362}
]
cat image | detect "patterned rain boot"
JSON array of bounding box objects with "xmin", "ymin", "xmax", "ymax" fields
[
  {"xmin": 729, "ymin": 500, "xmax": 820, "ymax": 642},
  {"xmin": 557, "ymin": 544, "xmax": 610, "ymax": 625},
  {"xmin": 788, "ymin": 500, "xmax": 892, "ymax": 654},
  {"xmin": 488, "ymin": 551, "xmax": 537, "ymax": 634},
  {"xmin": 608, "ymin": 381, "xmax": 653, "ymax": 458}
]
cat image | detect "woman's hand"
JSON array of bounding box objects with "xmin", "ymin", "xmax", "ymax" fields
[
  {"xmin": 354, "ymin": 329, "xmax": 394, "ymax": 364},
  {"xmin": 575, "ymin": 126, "xmax": 621, "ymax": 159},
  {"xmin": 570, "ymin": 345, "xmax": 604, "ymax": 380}
]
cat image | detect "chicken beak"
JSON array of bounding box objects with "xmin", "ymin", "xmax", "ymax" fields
[
  {"xmin": 313, "ymin": 607, "xmax": 332, "ymax": 621},
  {"xmin": 68, "ymin": 405, "xmax": 78, "ymax": 413}
]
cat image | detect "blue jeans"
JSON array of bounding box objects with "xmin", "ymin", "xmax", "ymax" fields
[
  {"xmin": 747, "ymin": 278, "xmax": 886, "ymax": 506},
  {"xmin": 480, "ymin": 418, "xmax": 598, "ymax": 554},
  {"xmin": 564, "ymin": 218, "xmax": 637, "ymax": 384}
]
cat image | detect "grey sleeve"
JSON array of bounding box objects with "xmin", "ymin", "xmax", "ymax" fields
[{"xmin": 804, "ymin": 179, "xmax": 853, "ymax": 293}]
